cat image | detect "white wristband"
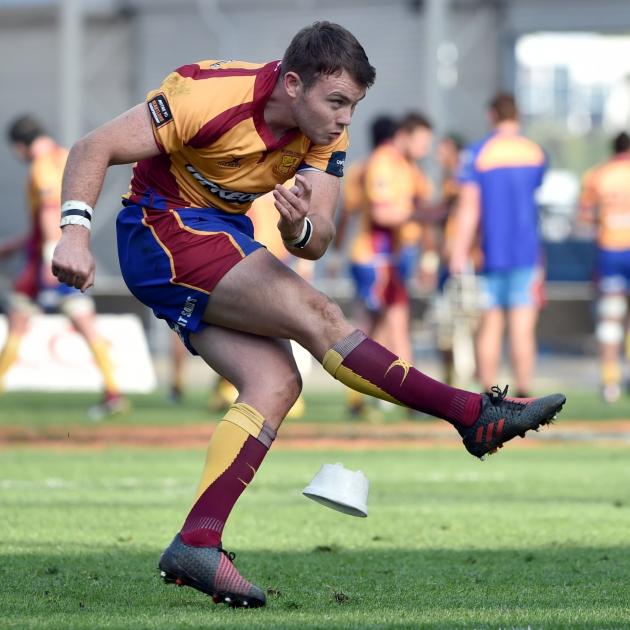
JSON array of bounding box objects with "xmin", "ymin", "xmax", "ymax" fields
[
  {"xmin": 60, "ymin": 200, "xmax": 93, "ymax": 231},
  {"xmin": 283, "ymin": 217, "xmax": 313, "ymax": 248}
]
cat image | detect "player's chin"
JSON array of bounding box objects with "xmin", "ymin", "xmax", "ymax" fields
[{"xmin": 304, "ymin": 128, "xmax": 331, "ymax": 146}]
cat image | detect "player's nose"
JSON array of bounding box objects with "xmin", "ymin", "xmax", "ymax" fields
[{"xmin": 337, "ymin": 107, "xmax": 352, "ymax": 127}]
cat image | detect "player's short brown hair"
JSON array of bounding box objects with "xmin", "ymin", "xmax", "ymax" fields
[
  {"xmin": 370, "ymin": 115, "xmax": 397, "ymax": 149},
  {"xmin": 488, "ymin": 93, "xmax": 518, "ymax": 122},
  {"xmin": 398, "ymin": 111, "xmax": 433, "ymax": 133},
  {"xmin": 7, "ymin": 114, "xmax": 46, "ymax": 146},
  {"xmin": 282, "ymin": 21, "xmax": 376, "ymax": 90},
  {"xmin": 613, "ymin": 131, "xmax": 630, "ymax": 154}
]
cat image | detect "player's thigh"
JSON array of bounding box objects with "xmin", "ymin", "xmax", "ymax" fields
[
  {"xmin": 203, "ymin": 248, "xmax": 354, "ymax": 360},
  {"xmin": 507, "ymin": 305, "xmax": 537, "ymax": 340},
  {"xmin": 384, "ymin": 302, "xmax": 410, "ymax": 337},
  {"xmin": 477, "ymin": 306, "xmax": 505, "ymax": 341},
  {"xmin": 190, "ymin": 324, "xmax": 302, "ymax": 422}
]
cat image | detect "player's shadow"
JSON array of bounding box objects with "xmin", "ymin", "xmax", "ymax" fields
[{"xmin": 2, "ymin": 545, "xmax": 629, "ymax": 629}]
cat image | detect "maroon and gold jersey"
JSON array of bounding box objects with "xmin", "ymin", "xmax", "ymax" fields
[
  {"xmin": 125, "ymin": 60, "xmax": 348, "ymax": 214},
  {"xmin": 580, "ymin": 154, "xmax": 630, "ymax": 250},
  {"xmin": 26, "ymin": 144, "xmax": 68, "ymax": 260},
  {"xmin": 350, "ymin": 144, "xmax": 429, "ymax": 263},
  {"xmin": 341, "ymin": 159, "xmax": 368, "ymax": 216},
  {"xmin": 12, "ymin": 143, "xmax": 67, "ymax": 298}
]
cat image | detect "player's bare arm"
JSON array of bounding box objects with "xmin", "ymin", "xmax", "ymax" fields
[
  {"xmin": 449, "ymin": 182, "xmax": 481, "ymax": 275},
  {"xmin": 274, "ymin": 170, "xmax": 340, "ymax": 260},
  {"xmin": 0, "ymin": 234, "xmax": 29, "ymax": 260},
  {"xmin": 53, "ymin": 104, "xmax": 160, "ymax": 291},
  {"xmin": 40, "ymin": 201, "xmax": 64, "ymax": 283}
]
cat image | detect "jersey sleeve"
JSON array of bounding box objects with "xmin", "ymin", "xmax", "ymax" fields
[
  {"xmin": 299, "ymin": 129, "xmax": 348, "ymax": 177},
  {"xmin": 414, "ymin": 168, "xmax": 433, "ymax": 202},
  {"xmin": 457, "ymin": 144, "xmax": 481, "ymax": 186},
  {"xmin": 364, "ymin": 151, "xmax": 396, "ymax": 204},
  {"xmin": 30, "ymin": 161, "xmax": 60, "ymax": 209},
  {"xmin": 145, "ymin": 64, "xmax": 249, "ymax": 154},
  {"xmin": 536, "ymin": 148, "xmax": 549, "ymax": 188},
  {"xmin": 341, "ymin": 161, "xmax": 365, "ymax": 213}
]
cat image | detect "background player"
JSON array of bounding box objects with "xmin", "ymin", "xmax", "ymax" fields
[
  {"xmin": 337, "ymin": 113, "xmax": 433, "ymax": 417},
  {"xmin": 51, "ymin": 24, "xmax": 565, "ymax": 609},
  {"xmin": 1, "ymin": 115, "xmax": 127, "ymax": 420},
  {"xmin": 334, "ymin": 114, "xmax": 396, "ymax": 416},
  {"xmin": 429, "ymin": 133, "xmax": 480, "ymax": 387},
  {"xmin": 450, "ymin": 93, "xmax": 547, "ymax": 397},
  {"xmin": 577, "ymin": 131, "xmax": 630, "ymax": 402}
]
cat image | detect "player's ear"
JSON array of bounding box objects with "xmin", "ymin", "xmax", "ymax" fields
[{"xmin": 283, "ymin": 71, "xmax": 303, "ymax": 98}]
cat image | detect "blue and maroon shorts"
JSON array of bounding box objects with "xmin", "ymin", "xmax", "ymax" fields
[
  {"xmin": 116, "ymin": 204, "xmax": 263, "ymax": 354},
  {"xmin": 597, "ymin": 248, "xmax": 630, "ymax": 294}
]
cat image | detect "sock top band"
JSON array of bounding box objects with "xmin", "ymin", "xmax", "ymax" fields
[
  {"xmin": 224, "ymin": 402, "xmax": 276, "ymax": 448},
  {"xmin": 331, "ymin": 329, "xmax": 367, "ymax": 359}
]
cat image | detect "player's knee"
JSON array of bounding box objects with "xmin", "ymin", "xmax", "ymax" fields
[
  {"xmin": 283, "ymin": 365, "xmax": 303, "ymax": 407},
  {"xmin": 261, "ymin": 363, "xmax": 302, "ymax": 416},
  {"xmin": 597, "ymin": 294, "xmax": 627, "ymax": 320},
  {"xmin": 308, "ymin": 291, "xmax": 345, "ymax": 329},
  {"xmin": 61, "ymin": 295, "xmax": 95, "ymax": 319},
  {"xmin": 596, "ymin": 319, "xmax": 624, "ymax": 344}
]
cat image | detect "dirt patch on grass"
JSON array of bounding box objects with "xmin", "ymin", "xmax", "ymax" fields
[{"xmin": 1, "ymin": 420, "xmax": 630, "ymax": 450}]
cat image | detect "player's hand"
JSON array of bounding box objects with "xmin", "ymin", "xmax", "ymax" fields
[
  {"xmin": 448, "ymin": 249, "xmax": 468, "ymax": 276},
  {"xmin": 273, "ymin": 173, "xmax": 312, "ymax": 241},
  {"xmin": 51, "ymin": 225, "xmax": 95, "ymax": 292}
]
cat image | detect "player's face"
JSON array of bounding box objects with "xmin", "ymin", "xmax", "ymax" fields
[
  {"xmin": 438, "ymin": 138, "xmax": 458, "ymax": 169},
  {"xmin": 11, "ymin": 142, "xmax": 29, "ymax": 162},
  {"xmin": 292, "ymin": 70, "xmax": 365, "ymax": 145},
  {"xmin": 406, "ymin": 127, "xmax": 433, "ymax": 161}
]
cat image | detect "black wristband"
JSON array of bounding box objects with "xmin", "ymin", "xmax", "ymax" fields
[
  {"xmin": 289, "ymin": 217, "xmax": 313, "ymax": 249},
  {"xmin": 61, "ymin": 209, "xmax": 92, "ymax": 220}
]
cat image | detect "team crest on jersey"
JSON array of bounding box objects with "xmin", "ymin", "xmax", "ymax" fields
[
  {"xmin": 217, "ymin": 156, "xmax": 242, "ymax": 169},
  {"xmin": 273, "ymin": 150, "xmax": 302, "ymax": 177},
  {"xmin": 162, "ymin": 74, "xmax": 190, "ymax": 97},
  {"xmin": 147, "ymin": 93, "xmax": 173, "ymax": 128}
]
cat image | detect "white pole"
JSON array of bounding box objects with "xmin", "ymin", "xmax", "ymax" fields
[
  {"xmin": 59, "ymin": 0, "xmax": 83, "ymax": 146},
  {"xmin": 424, "ymin": 0, "xmax": 452, "ymax": 139}
]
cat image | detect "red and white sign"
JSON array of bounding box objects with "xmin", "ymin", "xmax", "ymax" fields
[{"xmin": 0, "ymin": 314, "xmax": 156, "ymax": 393}]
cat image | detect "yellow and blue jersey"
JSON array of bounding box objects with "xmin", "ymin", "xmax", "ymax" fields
[{"xmin": 458, "ymin": 131, "xmax": 547, "ymax": 271}]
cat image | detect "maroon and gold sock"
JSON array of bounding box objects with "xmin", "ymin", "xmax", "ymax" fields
[
  {"xmin": 180, "ymin": 403, "xmax": 276, "ymax": 547},
  {"xmin": 323, "ymin": 330, "xmax": 481, "ymax": 428}
]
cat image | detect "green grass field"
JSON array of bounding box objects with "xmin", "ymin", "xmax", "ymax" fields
[
  {"xmin": 1, "ymin": 387, "xmax": 630, "ymax": 427},
  {"xmin": 1, "ymin": 391, "xmax": 630, "ymax": 628}
]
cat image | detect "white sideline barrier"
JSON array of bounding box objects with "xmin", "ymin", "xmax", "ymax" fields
[{"xmin": 0, "ymin": 314, "xmax": 156, "ymax": 393}]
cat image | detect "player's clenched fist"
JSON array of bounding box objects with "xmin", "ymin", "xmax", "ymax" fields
[
  {"xmin": 273, "ymin": 173, "xmax": 312, "ymax": 242},
  {"xmin": 52, "ymin": 225, "xmax": 95, "ymax": 292}
]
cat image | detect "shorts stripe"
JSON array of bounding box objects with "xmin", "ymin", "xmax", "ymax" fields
[
  {"xmin": 171, "ymin": 209, "xmax": 245, "ymax": 257},
  {"xmin": 142, "ymin": 208, "xmax": 246, "ymax": 295}
]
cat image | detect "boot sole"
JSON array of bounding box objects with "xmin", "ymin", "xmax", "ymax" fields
[{"xmin": 159, "ymin": 568, "xmax": 265, "ymax": 608}]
